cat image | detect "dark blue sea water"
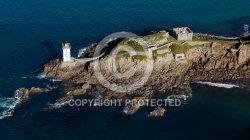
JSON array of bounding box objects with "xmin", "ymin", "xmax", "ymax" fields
[{"xmin": 0, "ymin": 0, "xmax": 250, "ymax": 139}]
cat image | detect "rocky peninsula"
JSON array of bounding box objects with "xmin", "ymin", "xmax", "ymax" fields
[{"xmin": 43, "ymin": 30, "xmax": 250, "ymax": 114}]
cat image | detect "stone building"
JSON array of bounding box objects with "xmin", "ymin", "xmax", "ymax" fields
[{"xmin": 173, "ymin": 27, "xmax": 193, "ymax": 41}]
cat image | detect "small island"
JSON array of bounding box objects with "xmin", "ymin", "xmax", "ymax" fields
[{"xmin": 35, "ymin": 27, "xmax": 250, "ymax": 114}]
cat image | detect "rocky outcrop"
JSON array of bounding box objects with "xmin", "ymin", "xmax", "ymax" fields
[
  {"xmin": 55, "ymin": 95, "xmax": 73, "ymax": 106},
  {"xmin": 3, "ymin": 87, "xmax": 51, "ymax": 118},
  {"xmin": 29, "ymin": 87, "xmax": 50, "ymax": 93},
  {"xmin": 148, "ymin": 107, "xmax": 166, "ymax": 117},
  {"xmin": 17, "ymin": 87, "xmax": 50, "ymax": 99}
]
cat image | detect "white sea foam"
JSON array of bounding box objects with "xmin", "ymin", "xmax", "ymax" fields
[
  {"xmin": 196, "ymin": 81, "xmax": 240, "ymax": 89},
  {"xmin": 49, "ymin": 79, "xmax": 61, "ymax": 82},
  {"xmin": 175, "ymin": 94, "xmax": 192, "ymax": 100},
  {"xmin": 44, "ymin": 100, "xmax": 71, "ymax": 111},
  {"xmin": 122, "ymin": 106, "xmax": 129, "ymax": 114},
  {"xmin": 46, "ymin": 84, "xmax": 58, "ymax": 90},
  {"xmin": 0, "ymin": 88, "xmax": 23, "ymax": 119},
  {"xmin": 77, "ymin": 43, "xmax": 97, "ymax": 58},
  {"xmin": 44, "ymin": 103, "xmax": 61, "ymax": 110},
  {"xmin": 36, "ymin": 73, "xmax": 46, "ymax": 79},
  {"xmin": 78, "ymin": 48, "xmax": 87, "ymax": 58}
]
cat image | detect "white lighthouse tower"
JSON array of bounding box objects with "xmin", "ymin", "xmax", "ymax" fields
[{"xmin": 62, "ymin": 43, "xmax": 72, "ymax": 62}]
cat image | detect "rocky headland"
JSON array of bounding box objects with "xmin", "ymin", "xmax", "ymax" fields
[{"xmin": 43, "ymin": 31, "xmax": 250, "ymax": 114}]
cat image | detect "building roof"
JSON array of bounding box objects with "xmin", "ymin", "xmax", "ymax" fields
[{"xmin": 173, "ymin": 27, "xmax": 193, "ymax": 34}]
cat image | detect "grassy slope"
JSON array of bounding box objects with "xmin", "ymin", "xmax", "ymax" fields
[{"xmin": 169, "ymin": 43, "xmax": 193, "ymax": 53}]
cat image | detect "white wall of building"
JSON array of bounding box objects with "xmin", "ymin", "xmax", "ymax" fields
[{"xmin": 63, "ymin": 48, "xmax": 71, "ymax": 62}]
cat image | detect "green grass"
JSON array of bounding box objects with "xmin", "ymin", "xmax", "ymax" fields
[
  {"xmin": 152, "ymin": 50, "xmax": 157, "ymax": 60},
  {"xmin": 169, "ymin": 43, "xmax": 193, "ymax": 53},
  {"xmin": 152, "ymin": 50, "xmax": 168, "ymax": 60},
  {"xmin": 118, "ymin": 38, "xmax": 144, "ymax": 51},
  {"xmin": 133, "ymin": 55, "xmax": 147, "ymax": 61},
  {"xmin": 122, "ymin": 52, "xmax": 130, "ymax": 59},
  {"xmin": 156, "ymin": 53, "xmax": 167, "ymax": 58},
  {"xmin": 192, "ymin": 35, "xmax": 208, "ymax": 41}
]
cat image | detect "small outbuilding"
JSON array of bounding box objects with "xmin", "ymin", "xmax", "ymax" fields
[
  {"xmin": 173, "ymin": 27, "xmax": 193, "ymax": 41},
  {"xmin": 174, "ymin": 53, "xmax": 187, "ymax": 63}
]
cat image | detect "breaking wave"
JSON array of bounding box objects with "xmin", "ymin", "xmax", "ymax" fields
[
  {"xmin": 196, "ymin": 81, "xmax": 240, "ymax": 89},
  {"xmin": 77, "ymin": 43, "xmax": 97, "ymax": 58},
  {"xmin": 36, "ymin": 73, "xmax": 46, "ymax": 79},
  {"xmin": 44, "ymin": 100, "xmax": 71, "ymax": 111},
  {"xmin": 46, "ymin": 84, "xmax": 58, "ymax": 90},
  {"xmin": 49, "ymin": 79, "xmax": 61, "ymax": 82},
  {"xmin": 0, "ymin": 88, "xmax": 23, "ymax": 119},
  {"xmin": 44, "ymin": 103, "xmax": 62, "ymax": 110},
  {"xmin": 122, "ymin": 106, "xmax": 130, "ymax": 114}
]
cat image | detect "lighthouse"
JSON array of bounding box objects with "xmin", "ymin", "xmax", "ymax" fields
[{"xmin": 62, "ymin": 43, "xmax": 72, "ymax": 62}]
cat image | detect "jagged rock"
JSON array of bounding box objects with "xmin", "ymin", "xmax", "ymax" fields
[
  {"xmin": 148, "ymin": 107, "xmax": 166, "ymax": 117},
  {"xmin": 56, "ymin": 96, "xmax": 73, "ymax": 105},
  {"xmin": 66, "ymin": 89, "xmax": 86, "ymax": 96},
  {"xmin": 65, "ymin": 83, "xmax": 91, "ymax": 96},
  {"xmin": 82, "ymin": 83, "xmax": 91, "ymax": 91}
]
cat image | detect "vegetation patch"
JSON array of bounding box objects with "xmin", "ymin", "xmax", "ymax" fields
[
  {"xmin": 122, "ymin": 52, "xmax": 130, "ymax": 59},
  {"xmin": 169, "ymin": 43, "xmax": 193, "ymax": 53},
  {"xmin": 152, "ymin": 50, "xmax": 168, "ymax": 60},
  {"xmin": 118, "ymin": 38, "xmax": 144, "ymax": 51},
  {"xmin": 192, "ymin": 35, "xmax": 209, "ymax": 41},
  {"xmin": 133, "ymin": 55, "xmax": 147, "ymax": 61}
]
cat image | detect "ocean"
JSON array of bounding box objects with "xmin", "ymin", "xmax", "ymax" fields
[{"xmin": 0, "ymin": 0, "xmax": 250, "ymax": 139}]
